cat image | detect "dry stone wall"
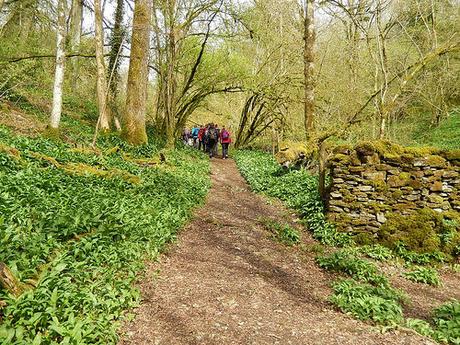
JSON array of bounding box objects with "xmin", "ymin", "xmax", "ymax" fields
[{"xmin": 327, "ymin": 142, "xmax": 460, "ymax": 234}]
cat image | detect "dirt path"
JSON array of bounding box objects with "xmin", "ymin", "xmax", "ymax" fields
[{"xmin": 119, "ymin": 159, "xmax": 434, "ymax": 345}]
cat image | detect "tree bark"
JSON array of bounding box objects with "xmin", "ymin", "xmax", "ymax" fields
[
  {"xmin": 123, "ymin": 0, "xmax": 152, "ymax": 145},
  {"xmin": 69, "ymin": 0, "xmax": 83, "ymax": 92},
  {"xmin": 164, "ymin": 0, "xmax": 177, "ymax": 149},
  {"xmin": 0, "ymin": 262, "xmax": 23, "ymax": 297},
  {"xmin": 94, "ymin": 0, "xmax": 110, "ymax": 130},
  {"xmin": 303, "ymin": 0, "xmax": 315, "ymax": 138},
  {"xmin": 50, "ymin": 0, "xmax": 67, "ymax": 130},
  {"xmin": 107, "ymin": 0, "xmax": 124, "ymax": 130}
]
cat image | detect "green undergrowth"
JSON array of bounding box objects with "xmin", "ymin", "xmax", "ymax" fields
[
  {"xmin": 403, "ymin": 266, "xmax": 441, "ymax": 286},
  {"xmin": 234, "ymin": 149, "xmax": 460, "ymax": 343},
  {"xmin": 406, "ymin": 301, "xmax": 460, "ymax": 344},
  {"xmin": 316, "ymin": 250, "xmax": 389, "ymax": 287},
  {"xmin": 0, "ymin": 126, "xmax": 210, "ymax": 344},
  {"xmin": 331, "ymin": 279, "xmax": 404, "ymax": 325},
  {"xmin": 259, "ymin": 218, "xmax": 300, "ymax": 246},
  {"xmin": 234, "ymin": 150, "xmax": 352, "ymax": 247},
  {"xmin": 410, "ymin": 109, "xmax": 460, "ymax": 150}
]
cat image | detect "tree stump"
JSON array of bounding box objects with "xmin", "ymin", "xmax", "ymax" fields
[{"xmin": 0, "ymin": 262, "xmax": 23, "ymax": 297}]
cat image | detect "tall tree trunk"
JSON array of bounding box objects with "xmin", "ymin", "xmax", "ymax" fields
[
  {"xmin": 50, "ymin": 0, "xmax": 67, "ymax": 130},
  {"xmin": 303, "ymin": 0, "xmax": 315, "ymax": 138},
  {"xmin": 69, "ymin": 0, "xmax": 82, "ymax": 92},
  {"xmin": 123, "ymin": 0, "xmax": 152, "ymax": 145},
  {"xmin": 107, "ymin": 0, "xmax": 124, "ymax": 130},
  {"xmin": 165, "ymin": 0, "xmax": 177, "ymax": 149},
  {"xmin": 94, "ymin": 0, "xmax": 110, "ymax": 130}
]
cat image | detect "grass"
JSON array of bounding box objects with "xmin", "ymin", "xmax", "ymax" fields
[{"xmin": 404, "ymin": 108, "xmax": 460, "ymax": 150}]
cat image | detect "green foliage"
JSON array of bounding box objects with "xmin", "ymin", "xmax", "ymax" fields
[
  {"xmin": 432, "ymin": 300, "xmax": 460, "ymax": 344},
  {"xmin": 316, "ymin": 250, "xmax": 389, "ymax": 287},
  {"xmin": 260, "ymin": 219, "xmax": 300, "ymax": 246},
  {"xmin": 405, "ymin": 318, "xmax": 435, "ymax": 338},
  {"xmin": 411, "ymin": 109, "xmax": 460, "ymax": 150},
  {"xmin": 378, "ymin": 208, "xmax": 460, "ymax": 258},
  {"xmin": 234, "ymin": 150, "xmax": 352, "ymax": 247},
  {"xmin": 330, "ymin": 279, "xmax": 403, "ymax": 325},
  {"xmin": 0, "ymin": 126, "xmax": 210, "ymax": 344},
  {"xmin": 356, "ymin": 245, "xmax": 394, "ymax": 262},
  {"xmin": 403, "ymin": 267, "xmax": 441, "ymax": 286}
]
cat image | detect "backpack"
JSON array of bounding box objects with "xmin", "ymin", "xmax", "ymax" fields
[
  {"xmin": 221, "ymin": 130, "xmax": 229, "ymax": 140},
  {"xmin": 209, "ymin": 128, "xmax": 218, "ymax": 141}
]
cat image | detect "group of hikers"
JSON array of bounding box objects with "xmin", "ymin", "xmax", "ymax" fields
[{"xmin": 182, "ymin": 123, "xmax": 232, "ymax": 159}]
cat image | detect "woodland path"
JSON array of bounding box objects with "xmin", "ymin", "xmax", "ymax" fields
[{"xmin": 119, "ymin": 159, "xmax": 434, "ymax": 345}]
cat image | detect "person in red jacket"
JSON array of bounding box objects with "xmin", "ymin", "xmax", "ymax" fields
[
  {"xmin": 197, "ymin": 126, "xmax": 206, "ymax": 151},
  {"xmin": 219, "ymin": 126, "xmax": 232, "ymax": 159}
]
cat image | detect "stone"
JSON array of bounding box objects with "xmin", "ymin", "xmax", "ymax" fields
[
  {"xmin": 387, "ymin": 176, "xmax": 408, "ymax": 188},
  {"xmin": 375, "ymin": 164, "xmax": 392, "ymax": 171},
  {"xmin": 430, "ymin": 181, "xmax": 443, "ymax": 192},
  {"xmin": 330, "ymin": 192, "xmax": 342, "ymax": 199},
  {"xmin": 362, "ymin": 171, "xmax": 386, "ymax": 181},
  {"xmin": 442, "ymin": 171, "xmax": 459, "ymax": 179},
  {"xmin": 357, "ymin": 185, "xmax": 374, "ymax": 192},
  {"xmin": 376, "ymin": 213, "xmax": 387, "ymax": 223},
  {"xmin": 349, "ymin": 166, "xmax": 365, "ymax": 173}
]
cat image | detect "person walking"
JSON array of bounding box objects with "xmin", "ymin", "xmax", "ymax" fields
[
  {"xmin": 191, "ymin": 126, "xmax": 199, "ymax": 147},
  {"xmin": 207, "ymin": 124, "xmax": 218, "ymax": 158},
  {"xmin": 220, "ymin": 126, "xmax": 231, "ymax": 159},
  {"xmin": 198, "ymin": 125, "xmax": 205, "ymax": 151},
  {"xmin": 213, "ymin": 123, "xmax": 220, "ymax": 157}
]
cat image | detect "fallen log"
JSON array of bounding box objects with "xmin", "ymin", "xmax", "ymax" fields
[{"xmin": 0, "ymin": 262, "xmax": 23, "ymax": 297}]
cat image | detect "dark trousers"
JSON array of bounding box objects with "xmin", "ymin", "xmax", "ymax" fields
[
  {"xmin": 222, "ymin": 143, "xmax": 229, "ymax": 158},
  {"xmin": 208, "ymin": 140, "xmax": 216, "ymax": 157}
]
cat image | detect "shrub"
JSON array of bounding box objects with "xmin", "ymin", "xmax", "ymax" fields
[
  {"xmin": 330, "ymin": 279, "xmax": 403, "ymax": 325},
  {"xmin": 432, "ymin": 300, "xmax": 460, "ymax": 344},
  {"xmin": 316, "ymin": 250, "xmax": 389, "ymax": 287},
  {"xmin": 403, "ymin": 267, "xmax": 441, "ymax": 286}
]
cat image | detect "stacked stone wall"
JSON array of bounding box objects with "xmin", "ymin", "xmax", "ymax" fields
[{"xmin": 328, "ymin": 142, "xmax": 460, "ymax": 233}]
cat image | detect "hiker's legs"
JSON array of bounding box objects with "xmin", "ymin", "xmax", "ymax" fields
[
  {"xmin": 222, "ymin": 143, "xmax": 229, "ymax": 158},
  {"xmin": 209, "ymin": 140, "xmax": 216, "ymax": 158},
  {"xmin": 213, "ymin": 142, "xmax": 218, "ymax": 157}
]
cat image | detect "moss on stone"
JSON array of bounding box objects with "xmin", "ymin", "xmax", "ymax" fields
[
  {"xmin": 443, "ymin": 149, "xmax": 460, "ymax": 161},
  {"xmin": 425, "ymin": 155, "xmax": 447, "ymax": 167},
  {"xmin": 331, "ymin": 154, "xmax": 351, "ymax": 165},
  {"xmin": 377, "ymin": 208, "xmax": 455, "ymax": 255},
  {"xmin": 392, "ymin": 190, "xmax": 403, "ymax": 199},
  {"xmin": 369, "ymin": 179, "xmax": 389, "ymax": 192},
  {"xmin": 276, "ymin": 141, "xmax": 316, "ymax": 164}
]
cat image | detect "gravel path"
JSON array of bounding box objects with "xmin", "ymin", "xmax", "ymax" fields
[{"xmin": 119, "ymin": 158, "xmax": 435, "ymax": 345}]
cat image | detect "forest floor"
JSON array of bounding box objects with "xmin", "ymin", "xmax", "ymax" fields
[{"xmin": 118, "ymin": 158, "xmax": 438, "ymax": 345}]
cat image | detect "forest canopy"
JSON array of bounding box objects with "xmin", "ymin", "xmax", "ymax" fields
[{"xmin": 0, "ymin": 0, "xmax": 459, "ymax": 148}]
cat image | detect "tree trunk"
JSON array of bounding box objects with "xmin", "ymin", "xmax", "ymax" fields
[
  {"xmin": 0, "ymin": 262, "xmax": 23, "ymax": 297},
  {"xmin": 122, "ymin": 0, "xmax": 152, "ymax": 145},
  {"xmin": 303, "ymin": 0, "xmax": 315, "ymax": 138},
  {"xmin": 69, "ymin": 0, "xmax": 82, "ymax": 93},
  {"xmin": 50, "ymin": 0, "xmax": 67, "ymax": 130},
  {"xmin": 94, "ymin": 0, "xmax": 110, "ymax": 130},
  {"xmin": 107, "ymin": 0, "xmax": 124, "ymax": 129},
  {"xmin": 165, "ymin": 0, "xmax": 177, "ymax": 149}
]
